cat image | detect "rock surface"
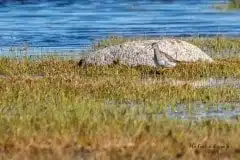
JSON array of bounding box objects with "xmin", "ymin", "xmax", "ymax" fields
[{"xmin": 79, "ymin": 39, "xmax": 214, "ymax": 67}]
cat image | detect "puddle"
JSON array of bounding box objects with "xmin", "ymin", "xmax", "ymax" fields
[
  {"xmin": 188, "ymin": 78, "xmax": 240, "ymax": 88},
  {"xmin": 141, "ymin": 77, "xmax": 240, "ymax": 88},
  {"xmin": 157, "ymin": 103, "xmax": 240, "ymax": 121},
  {"xmin": 104, "ymin": 100, "xmax": 240, "ymax": 122}
]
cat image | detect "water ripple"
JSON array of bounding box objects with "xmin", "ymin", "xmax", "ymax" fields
[{"xmin": 0, "ymin": 0, "xmax": 239, "ymax": 53}]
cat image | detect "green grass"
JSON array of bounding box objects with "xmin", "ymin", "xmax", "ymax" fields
[{"xmin": 1, "ymin": 37, "xmax": 240, "ymax": 159}]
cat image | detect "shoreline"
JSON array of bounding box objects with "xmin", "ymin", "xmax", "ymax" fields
[{"xmin": 0, "ymin": 36, "xmax": 239, "ymax": 57}]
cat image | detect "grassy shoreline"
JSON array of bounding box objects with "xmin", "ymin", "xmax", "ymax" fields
[{"xmin": 0, "ymin": 36, "xmax": 240, "ymax": 159}]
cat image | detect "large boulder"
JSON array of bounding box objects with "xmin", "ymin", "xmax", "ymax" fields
[{"xmin": 79, "ymin": 39, "xmax": 214, "ymax": 67}]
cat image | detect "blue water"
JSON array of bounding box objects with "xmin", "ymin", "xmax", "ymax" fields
[{"xmin": 0, "ymin": 0, "xmax": 239, "ymax": 54}]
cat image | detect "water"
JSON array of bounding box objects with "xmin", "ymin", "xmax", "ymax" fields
[
  {"xmin": 104, "ymin": 100, "xmax": 240, "ymax": 122},
  {"xmin": 140, "ymin": 77, "xmax": 240, "ymax": 88},
  {"xmin": 0, "ymin": 0, "xmax": 239, "ymax": 55}
]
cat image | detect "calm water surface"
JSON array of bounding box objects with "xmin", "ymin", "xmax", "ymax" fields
[
  {"xmin": 0, "ymin": 0, "xmax": 239, "ymax": 54},
  {"xmin": 105, "ymin": 100, "xmax": 240, "ymax": 122}
]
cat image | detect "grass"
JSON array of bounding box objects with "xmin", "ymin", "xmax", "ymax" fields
[
  {"xmin": 214, "ymin": 0, "xmax": 240, "ymax": 10},
  {"xmin": 0, "ymin": 36, "xmax": 240, "ymax": 159},
  {"xmin": 228, "ymin": 0, "xmax": 240, "ymax": 9}
]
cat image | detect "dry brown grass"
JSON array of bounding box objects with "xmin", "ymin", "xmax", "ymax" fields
[{"xmin": 1, "ymin": 120, "xmax": 240, "ymax": 160}]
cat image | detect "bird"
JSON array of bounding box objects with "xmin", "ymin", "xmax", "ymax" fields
[
  {"xmin": 151, "ymin": 42, "xmax": 180, "ymax": 68},
  {"xmin": 78, "ymin": 58, "xmax": 86, "ymax": 68}
]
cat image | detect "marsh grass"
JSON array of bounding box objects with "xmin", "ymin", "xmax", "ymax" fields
[
  {"xmin": 0, "ymin": 59, "xmax": 240, "ymax": 159},
  {"xmin": 228, "ymin": 0, "xmax": 240, "ymax": 9},
  {"xmin": 214, "ymin": 0, "xmax": 240, "ymax": 10},
  {"xmin": 1, "ymin": 37, "xmax": 240, "ymax": 159}
]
